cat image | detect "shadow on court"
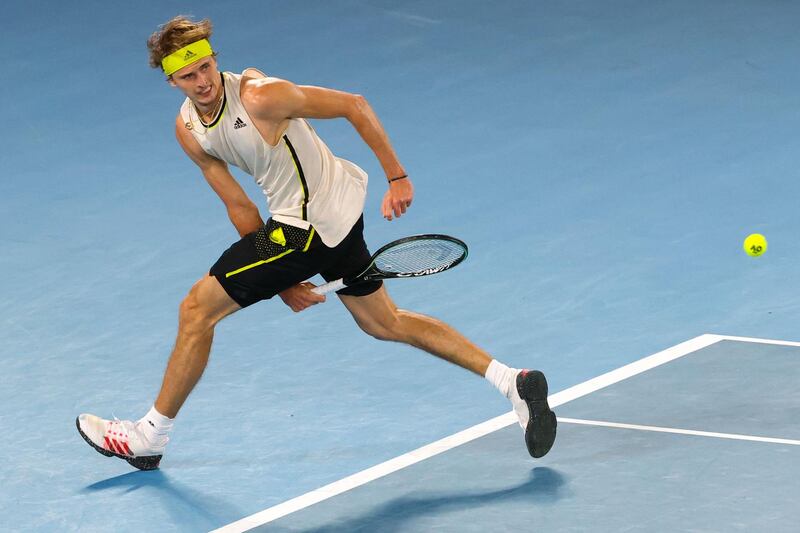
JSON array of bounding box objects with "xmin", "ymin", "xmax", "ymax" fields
[
  {"xmin": 284, "ymin": 467, "xmax": 566, "ymax": 533},
  {"xmin": 81, "ymin": 470, "xmax": 243, "ymax": 530}
]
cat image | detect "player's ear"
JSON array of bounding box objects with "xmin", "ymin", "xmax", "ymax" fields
[{"xmin": 167, "ymin": 76, "xmax": 177, "ymax": 87}]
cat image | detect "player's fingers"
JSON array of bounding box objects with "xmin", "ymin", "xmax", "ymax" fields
[
  {"xmin": 393, "ymin": 200, "xmax": 403, "ymax": 218},
  {"xmin": 299, "ymin": 283, "xmax": 324, "ymax": 302},
  {"xmin": 382, "ymin": 195, "xmax": 392, "ymax": 219},
  {"xmin": 395, "ymin": 197, "xmax": 407, "ymax": 212}
]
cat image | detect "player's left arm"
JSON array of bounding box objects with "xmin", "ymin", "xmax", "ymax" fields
[{"xmin": 243, "ymin": 78, "xmax": 413, "ymax": 221}]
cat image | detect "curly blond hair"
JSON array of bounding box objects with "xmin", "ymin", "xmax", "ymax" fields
[{"xmin": 147, "ymin": 15, "xmax": 214, "ymax": 72}]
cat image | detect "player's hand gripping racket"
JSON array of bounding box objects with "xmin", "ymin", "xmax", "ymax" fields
[{"xmin": 311, "ymin": 234, "xmax": 468, "ymax": 295}]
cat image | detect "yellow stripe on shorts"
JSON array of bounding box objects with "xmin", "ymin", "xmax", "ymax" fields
[{"xmin": 225, "ymin": 249, "xmax": 295, "ymax": 278}]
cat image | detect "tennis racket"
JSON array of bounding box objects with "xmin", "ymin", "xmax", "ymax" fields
[{"xmin": 311, "ymin": 234, "xmax": 468, "ymax": 295}]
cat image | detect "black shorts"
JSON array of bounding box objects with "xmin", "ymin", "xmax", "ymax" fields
[{"xmin": 209, "ymin": 216, "xmax": 382, "ymax": 308}]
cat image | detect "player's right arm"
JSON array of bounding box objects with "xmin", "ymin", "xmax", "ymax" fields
[{"xmin": 175, "ymin": 115, "xmax": 264, "ymax": 236}]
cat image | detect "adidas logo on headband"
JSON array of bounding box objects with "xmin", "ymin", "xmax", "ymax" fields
[{"xmin": 162, "ymin": 39, "xmax": 213, "ymax": 76}]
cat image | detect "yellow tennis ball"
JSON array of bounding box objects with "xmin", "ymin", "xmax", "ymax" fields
[{"xmin": 743, "ymin": 234, "xmax": 767, "ymax": 257}]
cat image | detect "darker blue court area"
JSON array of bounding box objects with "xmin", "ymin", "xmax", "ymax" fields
[{"xmin": 261, "ymin": 340, "xmax": 800, "ymax": 532}]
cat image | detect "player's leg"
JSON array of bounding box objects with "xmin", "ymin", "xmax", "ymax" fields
[
  {"xmin": 77, "ymin": 219, "xmax": 335, "ymax": 469},
  {"xmin": 76, "ymin": 274, "xmax": 240, "ymax": 470},
  {"xmin": 155, "ymin": 274, "xmax": 241, "ymax": 418},
  {"xmin": 338, "ymin": 286, "xmax": 557, "ymax": 458},
  {"xmin": 338, "ymin": 285, "xmax": 491, "ymax": 375}
]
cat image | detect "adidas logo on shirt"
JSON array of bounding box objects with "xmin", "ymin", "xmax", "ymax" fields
[{"xmin": 233, "ymin": 117, "xmax": 247, "ymax": 129}]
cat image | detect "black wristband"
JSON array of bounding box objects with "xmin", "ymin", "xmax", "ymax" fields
[{"xmin": 388, "ymin": 174, "xmax": 408, "ymax": 183}]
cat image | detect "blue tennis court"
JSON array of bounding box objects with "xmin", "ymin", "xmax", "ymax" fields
[{"xmin": 3, "ymin": 1, "xmax": 800, "ymax": 531}]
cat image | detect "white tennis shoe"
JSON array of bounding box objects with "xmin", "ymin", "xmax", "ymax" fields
[{"xmin": 76, "ymin": 414, "xmax": 167, "ymax": 470}]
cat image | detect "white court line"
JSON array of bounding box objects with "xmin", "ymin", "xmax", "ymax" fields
[
  {"xmin": 713, "ymin": 334, "xmax": 800, "ymax": 347},
  {"xmin": 558, "ymin": 417, "xmax": 800, "ymax": 446},
  {"xmin": 212, "ymin": 333, "xmax": 724, "ymax": 533}
]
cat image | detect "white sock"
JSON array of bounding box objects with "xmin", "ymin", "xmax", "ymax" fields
[
  {"xmin": 485, "ymin": 359, "xmax": 519, "ymax": 400},
  {"xmin": 138, "ymin": 405, "xmax": 174, "ymax": 444}
]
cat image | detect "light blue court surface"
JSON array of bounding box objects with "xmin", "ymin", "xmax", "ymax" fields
[{"xmin": 2, "ymin": 1, "xmax": 800, "ymax": 531}]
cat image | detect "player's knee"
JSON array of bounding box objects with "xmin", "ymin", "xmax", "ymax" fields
[
  {"xmin": 358, "ymin": 311, "xmax": 402, "ymax": 342},
  {"xmin": 178, "ymin": 281, "xmax": 217, "ymax": 332}
]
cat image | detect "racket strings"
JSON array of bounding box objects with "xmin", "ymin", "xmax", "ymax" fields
[{"xmin": 374, "ymin": 239, "xmax": 465, "ymax": 274}]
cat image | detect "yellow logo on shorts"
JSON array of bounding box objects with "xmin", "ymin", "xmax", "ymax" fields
[{"xmin": 269, "ymin": 227, "xmax": 287, "ymax": 246}]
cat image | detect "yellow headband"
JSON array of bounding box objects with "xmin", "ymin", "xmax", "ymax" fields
[{"xmin": 161, "ymin": 39, "xmax": 214, "ymax": 76}]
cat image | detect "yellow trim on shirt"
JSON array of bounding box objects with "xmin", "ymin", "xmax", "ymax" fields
[{"xmin": 303, "ymin": 228, "xmax": 315, "ymax": 251}]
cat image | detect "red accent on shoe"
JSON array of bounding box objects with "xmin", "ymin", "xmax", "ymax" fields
[
  {"xmin": 105, "ymin": 437, "xmax": 118, "ymax": 454},
  {"xmin": 108, "ymin": 437, "xmax": 129, "ymax": 456}
]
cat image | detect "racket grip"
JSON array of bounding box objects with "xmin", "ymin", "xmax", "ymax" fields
[{"xmin": 311, "ymin": 278, "xmax": 346, "ymax": 295}]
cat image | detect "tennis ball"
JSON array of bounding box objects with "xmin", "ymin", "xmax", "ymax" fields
[{"xmin": 743, "ymin": 233, "xmax": 767, "ymax": 257}]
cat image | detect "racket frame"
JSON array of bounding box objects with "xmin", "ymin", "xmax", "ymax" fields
[{"xmin": 311, "ymin": 234, "xmax": 468, "ymax": 295}]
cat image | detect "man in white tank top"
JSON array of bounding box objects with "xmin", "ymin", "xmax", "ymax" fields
[{"xmin": 76, "ymin": 16, "xmax": 556, "ymax": 470}]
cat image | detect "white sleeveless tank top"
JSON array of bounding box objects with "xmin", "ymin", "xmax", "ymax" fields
[{"xmin": 179, "ymin": 71, "xmax": 368, "ymax": 247}]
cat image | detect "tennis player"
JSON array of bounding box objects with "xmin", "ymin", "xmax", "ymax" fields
[{"xmin": 76, "ymin": 16, "xmax": 556, "ymax": 470}]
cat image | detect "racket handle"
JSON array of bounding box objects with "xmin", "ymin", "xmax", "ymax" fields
[{"xmin": 311, "ymin": 278, "xmax": 346, "ymax": 295}]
